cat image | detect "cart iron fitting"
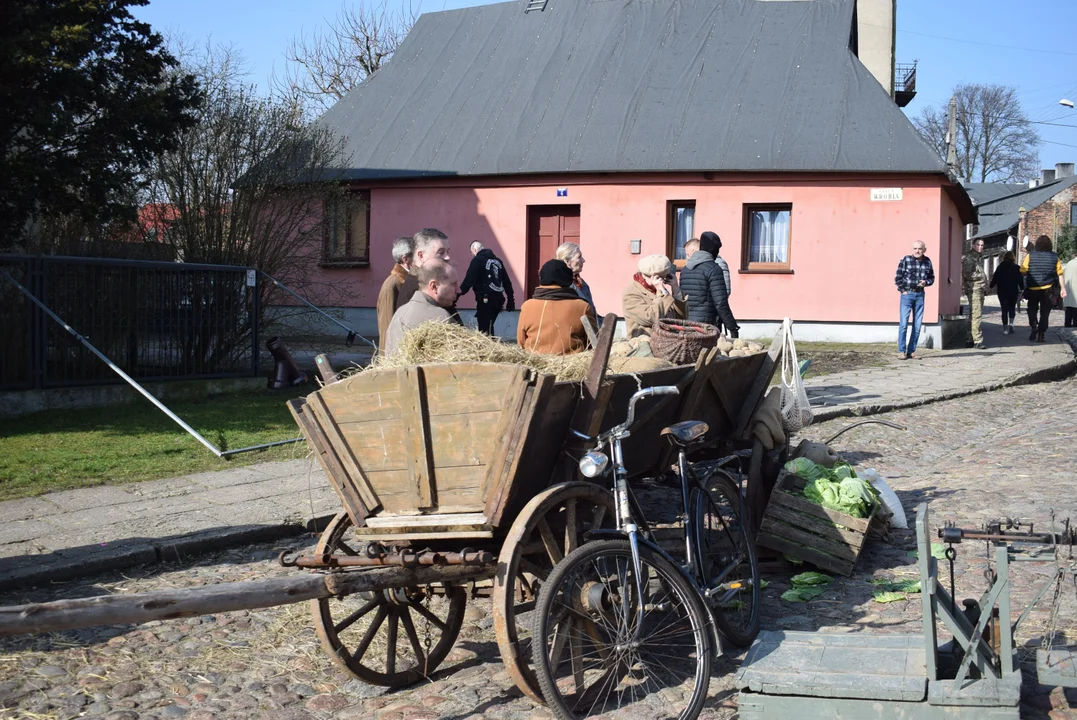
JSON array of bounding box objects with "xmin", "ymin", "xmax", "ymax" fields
[{"xmin": 279, "ymin": 547, "xmax": 494, "ymax": 569}]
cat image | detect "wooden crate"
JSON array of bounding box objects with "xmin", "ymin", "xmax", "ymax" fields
[{"xmin": 756, "ymin": 472, "xmax": 876, "ymax": 576}]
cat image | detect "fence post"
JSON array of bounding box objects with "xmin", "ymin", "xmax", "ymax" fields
[
  {"xmin": 251, "ymin": 269, "xmax": 260, "ymax": 379},
  {"xmin": 31, "ymin": 257, "xmax": 45, "ymax": 390}
]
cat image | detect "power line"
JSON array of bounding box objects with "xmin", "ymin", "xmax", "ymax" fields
[
  {"xmin": 1042, "ymin": 139, "xmax": 1077, "ymax": 149},
  {"xmin": 894, "ymin": 28, "xmax": 1077, "ymax": 57}
]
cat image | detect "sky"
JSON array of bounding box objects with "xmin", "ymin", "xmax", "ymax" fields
[{"xmin": 132, "ymin": 0, "xmax": 1077, "ymax": 175}]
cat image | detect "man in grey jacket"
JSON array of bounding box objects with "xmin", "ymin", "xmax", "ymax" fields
[{"xmin": 383, "ymin": 260, "xmax": 459, "ymax": 354}]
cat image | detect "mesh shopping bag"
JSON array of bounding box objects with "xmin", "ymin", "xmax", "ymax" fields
[{"xmin": 778, "ymin": 318, "xmax": 813, "ymax": 432}]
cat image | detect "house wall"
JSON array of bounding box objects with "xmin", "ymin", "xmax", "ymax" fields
[
  {"xmin": 1024, "ymin": 184, "xmax": 1077, "ymax": 243},
  {"xmin": 287, "ymin": 172, "xmax": 958, "ymax": 344}
]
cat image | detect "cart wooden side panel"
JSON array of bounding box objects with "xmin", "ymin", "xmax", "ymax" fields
[{"xmin": 295, "ymin": 362, "xmax": 536, "ymax": 536}]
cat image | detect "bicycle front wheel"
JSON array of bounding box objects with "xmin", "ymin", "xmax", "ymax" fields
[
  {"xmin": 533, "ymin": 539, "xmax": 713, "ymax": 720},
  {"xmin": 693, "ymin": 471, "xmax": 761, "ymax": 648}
]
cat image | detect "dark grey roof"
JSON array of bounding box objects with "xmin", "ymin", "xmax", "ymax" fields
[
  {"xmin": 972, "ymin": 175, "xmax": 1077, "ymax": 240},
  {"xmin": 318, "ymin": 0, "xmax": 950, "ymax": 180},
  {"xmin": 963, "ymin": 182, "xmax": 1028, "ymax": 206}
]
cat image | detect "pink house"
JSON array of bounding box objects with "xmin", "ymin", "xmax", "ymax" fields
[{"xmin": 290, "ymin": 0, "xmax": 975, "ymax": 348}]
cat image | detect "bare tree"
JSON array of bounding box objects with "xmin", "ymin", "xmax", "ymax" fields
[
  {"xmin": 912, "ymin": 84, "xmax": 1041, "ymax": 184},
  {"xmin": 275, "ymin": 0, "xmax": 418, "ymax": 115},
  {"xmin": 146, "ymin": 43, "xmax": 351, "ymax": 366}
]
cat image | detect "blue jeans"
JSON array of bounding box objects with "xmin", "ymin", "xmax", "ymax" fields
[{"xmin": 898, "ymin": 292, "xmax": 925, "ymax": 355}]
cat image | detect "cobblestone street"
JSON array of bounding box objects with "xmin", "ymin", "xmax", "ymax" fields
[{"xmin": 3, "ymin": 376, "xmax": 1077, "ymax": 720}]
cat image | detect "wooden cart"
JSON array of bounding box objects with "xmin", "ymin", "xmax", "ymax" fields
[
  {"xmin": 285, "ymin": 318, "xmax": 779, "ymax": 701},
  {"xmin": 0, "ymin": 318, "xmax": 780, "ymax": 704}
]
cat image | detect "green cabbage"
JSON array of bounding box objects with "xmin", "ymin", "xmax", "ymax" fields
[
  {"xmin": 781, "ymin": 586, "xmax": 827, "ymax": 603},
  {"xmin": 791, "ymin": 571, "xmax": 832, "ymax": 586},
  {"xmin": 784, "ymin": 457, "xmax": 826, "ymax": 481},
  {"xmin": 873, "ymin": 591, "xmax": 908, "ymax": 603}
]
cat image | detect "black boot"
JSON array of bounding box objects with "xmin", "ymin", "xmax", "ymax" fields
[
  {"xmin": 1037, "ymin": 331, "xmax": 1046, "ymax": 343},
  {"xmin": 1030, "ymin": 328, "xmax": 1038, "ymax": 341}
]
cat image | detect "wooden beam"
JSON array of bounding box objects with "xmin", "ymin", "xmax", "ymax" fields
[
  {"xmin": 400, "ymin": 367, "xmax": 435, "ymax": 509},
  {"xmin": 568, "ymin": 313, "xmax": 618, "ymax": 438},
  {"xmin": 0, "ymin": 564, "xmax": 495, "ymax": 638}
]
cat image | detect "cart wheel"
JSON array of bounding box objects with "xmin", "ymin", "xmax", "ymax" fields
[
  {"xmin": 310, "ymin": 511, "xmax": 466, "ymax": 687},
  {"xmin": 492, "ymin": 482, "xmax": 616, "ymax": 703}
]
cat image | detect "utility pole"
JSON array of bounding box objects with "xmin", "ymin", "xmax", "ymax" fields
[{"xmin": 945, "ymin": 95, "xmax": 957, "ymax": 175}]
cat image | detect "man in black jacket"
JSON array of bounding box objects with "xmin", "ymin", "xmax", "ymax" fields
[
  {"xmin": 679, "ymin": 232, "xmax": 738, "ymax": 336},
  {"xmin": 459, "ymin": 241, "xmax": 515, "ymax": 335}
]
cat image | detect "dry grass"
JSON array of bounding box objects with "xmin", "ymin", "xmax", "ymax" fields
[{"xmin": 358, "ymin": 322, "xmax": 665, "ymax": 382}]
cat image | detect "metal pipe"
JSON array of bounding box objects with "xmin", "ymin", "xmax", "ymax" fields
[
  {"xmin": 1, "ymin": 270, "xmax": 305, "ymax": 460},
  {"xmin": 279, "ymin": 549, "xmax": 495, "ymax": 569},
  {"xmin": 258, "ymin": 271, "xmax": 376, "ymax": 349}
]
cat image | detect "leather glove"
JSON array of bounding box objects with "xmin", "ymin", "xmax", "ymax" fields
[
  {"xmin": 729, "ymin": 327, "xmax": 740, "ymax": 339},
  {"xmin": 506, "ymin": 300, "xmax": 516, "ymax": 313}
]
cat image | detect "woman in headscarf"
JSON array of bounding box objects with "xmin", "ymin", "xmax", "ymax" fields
[
  {"xmin": 517, "ymin": 259, "xmax": 595, "ymax": 355},
  {"xmin": 622, "ymin": 254, "xmax": 686, "ymax": 339},
  {"xmin": 555, "ymin": 242, "xmax": 596, "ymax": 319}
]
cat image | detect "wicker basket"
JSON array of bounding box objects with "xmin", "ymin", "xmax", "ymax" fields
[{"xmin": 650, "ymin": 318, "xmax": 719, "ymax": 365}]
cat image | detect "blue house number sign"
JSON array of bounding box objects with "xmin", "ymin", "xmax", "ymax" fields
[{"xmin": 556, "ymin": 188, "xmax": 568, "ymax": 197}]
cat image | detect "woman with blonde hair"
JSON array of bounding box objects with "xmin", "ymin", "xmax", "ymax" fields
[
  {"xmin": 555, "ymin": 242, "xmax": 596, "ymax": 318},
  {"xmin": 622, "ymin": 254, "xmax": 686, "ymax": 339}
]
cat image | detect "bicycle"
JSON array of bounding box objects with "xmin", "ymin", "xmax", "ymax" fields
[{"xmin": 533, "ymin": 386, "xmax": 762, "ymax": 720}]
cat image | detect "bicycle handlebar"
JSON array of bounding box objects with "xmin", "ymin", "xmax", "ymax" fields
[{"xmin": 598, "ymin": 385, "xmax": 680, "ymax": 443}]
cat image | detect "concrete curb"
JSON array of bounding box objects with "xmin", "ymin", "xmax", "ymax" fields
[
  {"xmin": 812, "ymin": 356, "xmax": 1077, "ymax": 423},
  {"xmin": 0, "ymin": 513, "xmax": 337, "ymax": 592}
]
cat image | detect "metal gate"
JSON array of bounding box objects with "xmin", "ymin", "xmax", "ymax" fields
[{"xmin": 0, "ymin": 256, "xmax": 260, "ymax": 390}]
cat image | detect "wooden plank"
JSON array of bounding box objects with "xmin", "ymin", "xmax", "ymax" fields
[
  {"xmin": 734, "ymin": 327, "xmax": 784, "ymax": 440},
  {"xmin": 352, "ymin": 529, "xmax": 495, "ymax": 541},
  {"xmin": 318, "ymin": 369, "xmax": 403, "ymax": 424},
  {"xmin": 362, "ymin": 470, "xmax": 413, "ymax": 514},
  {"xmin": 421, "ymin": 363, "xmax": 521, "ymax": 415},
  {"xmin": 314, "ymin": 353, "xmax": 338, "ymax": 384},
  {"xmin": 307, "ymin": 392, "xmax": 381, "ymax": 513},
  {"xmin": 758, "ymin": 518, "xmax": 861, "ymax": 562},
  {"xmin": 364, "ymin": 512, "xmax": 488, "ymax": 528},
  {"xmin": 762, "ymin": 502, "xmax": 867, "ymax": 547},
  {"xmin": 339, "ymin": 420, "xmax": 408, "ymax": 472},
  {"xmin": 429, "ymin": 411, "xmax": 504, "ymax": 468},
  {"xmin": 568, "ymin": 313, "xmax": 617, "ymax": 438},
  {"xmin": 399, "ymin": 367, "xmax": 435, "ymax": 509},
  {"xmin": 486, "ymin": 374, "xmax": 558, "ymax": 526},
  {"xmin": 287, "ymin": 399, "xmax": 368, "ymax": 526},
  {"xmin": 755, "ymin": 532, "xmax": 855, "ymax": 576},
  {"xmin": 770, "ymin": 491, "xmax": 872, "ymax": 533},
  {"xmin": 480, "ymin": 368, "xmax": 535, "ymax": 518}
]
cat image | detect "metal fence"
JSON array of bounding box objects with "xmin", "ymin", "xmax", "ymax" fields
[{"xmin": 0, "ymin": 255, "xmax": 259, "ymax": 390}]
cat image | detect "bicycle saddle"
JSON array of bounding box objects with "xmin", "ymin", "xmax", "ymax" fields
[{"xmin": 660, "ymin": 420, "xmax": 709, "ymax": 447}]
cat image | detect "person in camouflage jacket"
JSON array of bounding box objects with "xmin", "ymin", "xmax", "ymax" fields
[{"xmin": 962, "ymin": 239, "xmax": 987, "ymax": 348}]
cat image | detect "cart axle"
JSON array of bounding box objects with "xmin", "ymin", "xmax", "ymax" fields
[{"xmin": 279, "ymin": 548, "xmax": 495, "ymax": 569}]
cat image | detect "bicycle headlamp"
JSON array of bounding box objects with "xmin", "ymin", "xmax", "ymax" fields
[{"xmin": 578, "ymin": 451, "xmax": 609, "ymax": 478}]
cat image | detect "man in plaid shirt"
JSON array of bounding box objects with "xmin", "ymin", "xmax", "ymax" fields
[{"xmin": 894, "ymin": 241, "xmax": 935, "ymax": 359}]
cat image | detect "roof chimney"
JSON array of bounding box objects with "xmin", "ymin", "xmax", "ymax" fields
[
  {"xmin": 1056, "ymin": 163, "xmax": 1074, "ymax": 179},
  {"xmin": 1042, "ymin": 168, "xmax": 1056, "ymax": 184}
]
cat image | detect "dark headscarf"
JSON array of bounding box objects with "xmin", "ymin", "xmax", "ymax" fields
[
  {"xmin": 539, "ymin": 259, "xmax": 573, "ymax": 288},
  {"xmin": 699, "ymin": 231, "xmax": 722, "ymax": 255}
]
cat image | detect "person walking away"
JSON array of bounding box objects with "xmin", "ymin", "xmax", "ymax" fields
[
  {"xmin": 962, "ymin": 238, "xmax": 987, "ymax": 348},
  {"xmin": 893, "ymin": 241, "xmax": 934, "ymax": 359},
  {"xmin": 383, "ymin": 261, "xmax": 458, "ymax": 355},
  {"xmin": 679, "ymin": 233, "xmax": 738, "ymax": 337},
  {"xmin": 517, "ymin": 259, "xmax": 595, "ymax": 355},
  {"xmin": 1020, "ymin": 235, "xmax": 1067, "ymax": 342},
  {"xmin": 622, "ymin": 254, "xmax": 686, "ymax": 339},
  {"xmin": 555, "ymin": 242, "xmax": 596, "ymax": 320},
  {"xmin": 1064, "ymin": 255, "xmax": 1077, "ymax": 328},
  {"xmin": 376, "ymin": 237, "xmax": 414, "ymax": 350},
  {"xmin": 459, "ymin": 241, "xmax": 515, "ymax": 335},
  {"xmin": 989, "ymin": 251, "xmax": 1023, "ymax": 335}
]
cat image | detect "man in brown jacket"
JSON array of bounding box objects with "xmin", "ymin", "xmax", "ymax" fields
[
  {"xmin": 517, "ymin": 259, "xmax": 595, "ymax": 355},
  {"xmin": 622, "ymin": 254, "xmax": 686, "ymax": 339},
  {"xmin": 376, "ymin": 236, "xmax": 415, "ymax": 349}
]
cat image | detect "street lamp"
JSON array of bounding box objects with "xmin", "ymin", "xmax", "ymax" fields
[{"xmin": 1061, "ymin": 99, "xmax": 1075, "ymax": 108}]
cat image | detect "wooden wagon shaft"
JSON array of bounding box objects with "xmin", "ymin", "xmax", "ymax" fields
[{"xmin": 0, "ymin": 564, "xmax": 494, "ymax": 638}]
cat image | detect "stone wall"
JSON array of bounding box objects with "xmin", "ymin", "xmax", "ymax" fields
[{"xmin": 1024, "ymin": 183, "xmax": 1077, "ymax": 242}]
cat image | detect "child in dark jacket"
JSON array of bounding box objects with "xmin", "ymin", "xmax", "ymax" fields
[{"xmin": 990, "ymin": 251, "xmax": 1024, "ymax": 335}]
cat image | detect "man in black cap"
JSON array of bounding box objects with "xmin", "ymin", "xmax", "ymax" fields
[
  {"xmin": 459, "ymin": 241, "xmax": 515, "ymax": 335},
  {"xmin": 680, "ymin": 232, "xmax": 738, "ymax": 336}
]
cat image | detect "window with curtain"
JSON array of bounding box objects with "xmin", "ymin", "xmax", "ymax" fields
[
  {"xmin": 667, "ymin": 201, "xmax": 695, "ymax": 260},
  {"xmin": 323, "ymin": 190, "xmax": 371, "ymax": 266},
  {"xmin": 743, "ymin": 204, "xmax": 791, "ymax": 271}
]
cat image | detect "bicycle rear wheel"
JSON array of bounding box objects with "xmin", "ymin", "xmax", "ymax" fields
[
  {"xmin": 693, "ymin": 470, "xmax": 761, "ymax": 648},
  {"xmin": 533, "ymin": 539, "xmax": 713, "ymax": 720}
]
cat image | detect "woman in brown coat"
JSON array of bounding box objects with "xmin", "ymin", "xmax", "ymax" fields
[
  {"xmin": 517, "ymin": 260, "xmax": 595, "ymax": 355},
  {"xmin": 622, "ymin": 254, "xmax": 686, "ymax": 339}
]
